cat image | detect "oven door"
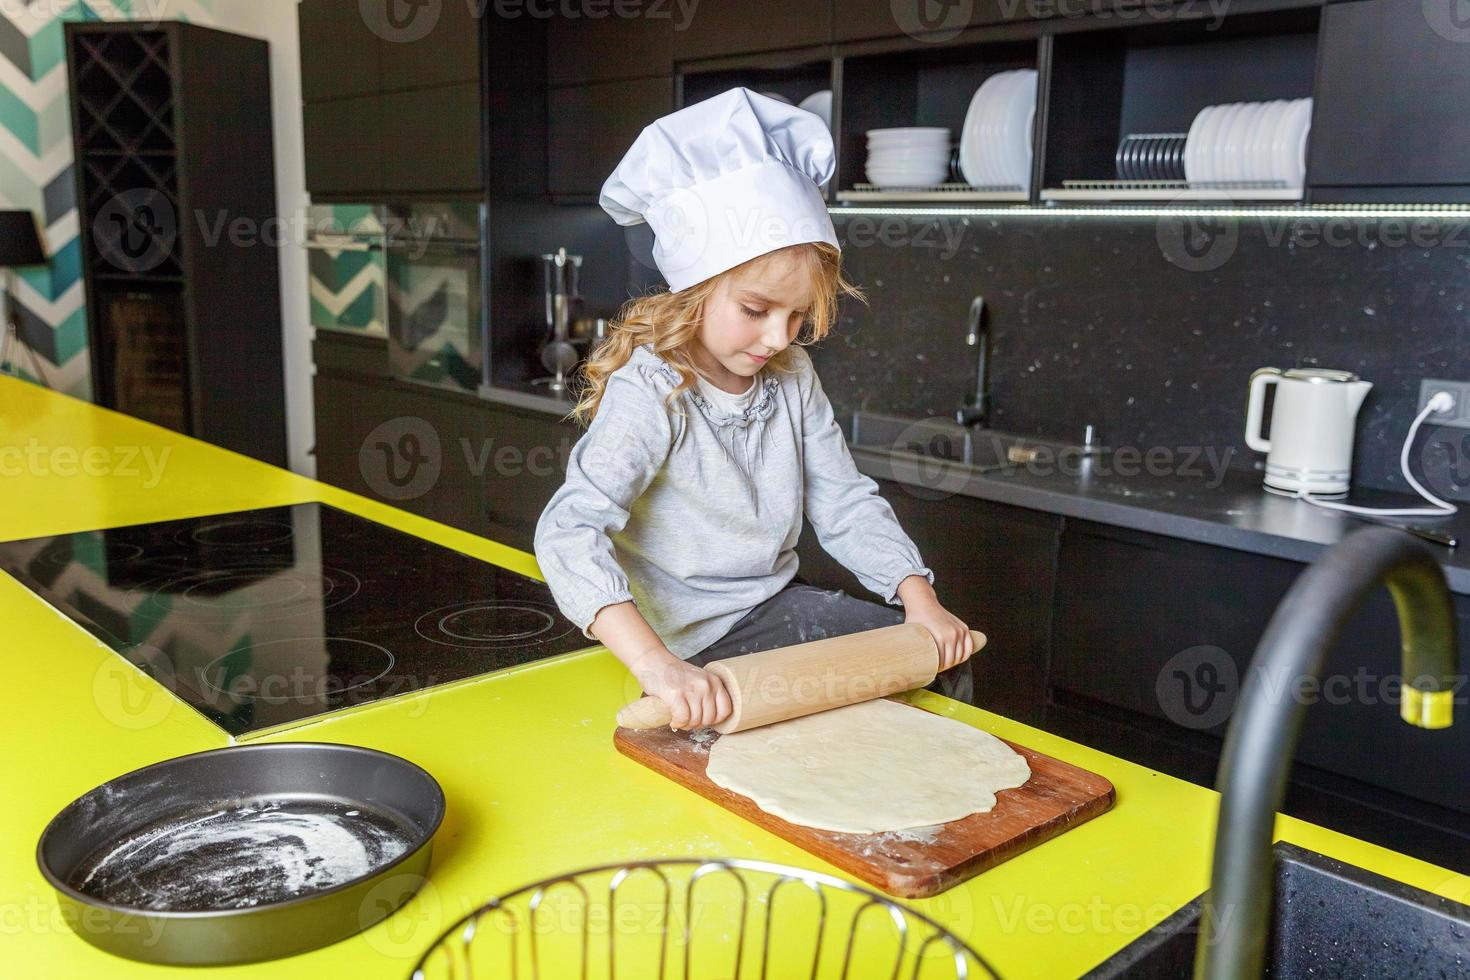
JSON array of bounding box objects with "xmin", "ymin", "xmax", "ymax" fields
[{"xmin": 384, "ymin": 206, "xmax": 486, "ymax": 395}]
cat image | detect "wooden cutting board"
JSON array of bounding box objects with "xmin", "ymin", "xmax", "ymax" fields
[{"xmin": 613, "ymin": 699, "xmax": 1116, "ymax": 898}]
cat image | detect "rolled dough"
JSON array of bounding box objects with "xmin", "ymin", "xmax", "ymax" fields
[{"xmin": 704, "ymin": 698, "xmax": 1031, "ymax": 834}]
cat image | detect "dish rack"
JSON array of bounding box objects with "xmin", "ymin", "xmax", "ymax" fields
[
  {"xmin": 408, "ymin": 858, "xmax": 1001, "ymax": 979},
  {"xmin": 837, "ymin": 182, "xmax": 1028, "ymax": 203},
  {"xmin": 1043, "ymin": 179, "xmax": 1301, "ymax": 202}
]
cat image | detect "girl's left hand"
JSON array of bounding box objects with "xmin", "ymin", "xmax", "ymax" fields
[{"xmin": 904, "ymin": 602, "xmax": 978, "ymax": 672}]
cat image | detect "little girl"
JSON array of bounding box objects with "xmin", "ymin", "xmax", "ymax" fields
[{"xmin": 534, "ymin": 88, "xmax": 976, "ymax": 730}]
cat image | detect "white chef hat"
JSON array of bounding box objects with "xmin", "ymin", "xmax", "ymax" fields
[{"xmin": 600, "ymin": 87, "xmax": 839, "ymax": 293}]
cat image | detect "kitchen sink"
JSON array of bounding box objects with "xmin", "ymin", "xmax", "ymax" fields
[
  {"xmin": 844, "ymin": 411, "xmax": 1094, "ymax": 472},
  {"xmin": 1083, "ymin": 842, "xmax": 1470, "ymax": 978}
]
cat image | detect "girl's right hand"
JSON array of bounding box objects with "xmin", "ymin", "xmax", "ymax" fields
[{"xmin": 637, "ymin": 657, "xmax": 732, "ymax": 730}]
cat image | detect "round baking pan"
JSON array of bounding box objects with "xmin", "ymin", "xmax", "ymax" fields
[{"xmin": 37, "ymin": 742, "xmax": 444, "ymax": 966}]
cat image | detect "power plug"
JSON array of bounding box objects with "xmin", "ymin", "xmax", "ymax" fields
[{"xmin": 1419, "ymin": 379, "xmax": 1470, "ymax": 428}]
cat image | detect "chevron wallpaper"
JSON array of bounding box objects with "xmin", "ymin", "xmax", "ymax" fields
[{"xmin": 1, "ymin": 0, "xmax": 218, "ymax": 398}]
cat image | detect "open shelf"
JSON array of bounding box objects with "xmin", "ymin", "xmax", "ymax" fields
[
  {"xmin": 836, "ymin": 182, "xmax": 1027, "ymax": 203},
  {"xmin": 837, "ymin": 38, "xmax": 1039, "ymax": 200},
  {"xmin": 1042, "ymin": 180, "xmax": 1302, "ymax": 203},
  {"xmin": 69, "ymin": 26, "xmax": 183, "ymax": 281},
  {"xmin": 1041, "ymin": 7, "xmax": 1319, "ymax": 202}
]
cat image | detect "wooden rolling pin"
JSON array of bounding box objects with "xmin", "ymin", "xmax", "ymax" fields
[{"xmin": 616, "ymin": 622, "xmax": 986, "ymax": 734}]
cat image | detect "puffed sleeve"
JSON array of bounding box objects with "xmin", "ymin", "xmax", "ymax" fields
[
  {"xmin": 533, "ymin": 372, "xmax": 674, "ymax": 637},
  {"xmin": 794, "ymin": 346, "xmax": 935, "ymax": 604}
]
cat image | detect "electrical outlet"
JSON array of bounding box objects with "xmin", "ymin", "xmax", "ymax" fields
[{"xmin": 1418, "ymin": 379, "xmax": 1470, "ymax": 428}]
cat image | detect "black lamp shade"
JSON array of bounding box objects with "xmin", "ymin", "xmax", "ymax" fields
[{"xmin": 0, "ymin": 211, "xmax": 46, "ymax": 267}]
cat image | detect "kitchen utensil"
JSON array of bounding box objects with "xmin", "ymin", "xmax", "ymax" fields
[
  {"xmin": 409, "ymin": 857, "xmax": 1002, "ymax": 979},
  {"xmin": 1246, "ymin": 367, "xmax": 1373, "ymax": 497},
  {"xmin": 534, "ymin": 247, "xmax": 582, "ymax": 394},
  {"xmin": 37, "ymin": 742, "xmax": 444, "ymax": 966},
  {"xmin": 616, "ymin": 622, "xmax": 981, "ymax": 732},
  {"xmin": 615, "ymin": 700, "xmax": 1115, "ymax": 897}
]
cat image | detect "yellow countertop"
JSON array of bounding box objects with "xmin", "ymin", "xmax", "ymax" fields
[{"xmin": 4, "ymin": 375, "xmax": 1468, "ymax": 979}]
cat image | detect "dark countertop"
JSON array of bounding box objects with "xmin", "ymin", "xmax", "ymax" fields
[{"xmin": 848, "ymin": 445, "xmax": 1470, "ymax": 596}]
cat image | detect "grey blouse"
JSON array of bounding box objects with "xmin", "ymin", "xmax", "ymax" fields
[{"xmin": 533, "ymin": 342, "xmax": 934, "ymax": 659}]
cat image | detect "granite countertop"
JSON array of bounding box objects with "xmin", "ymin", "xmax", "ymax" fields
[{"xmin": 849, "ymin": 441, "xmax": 1470, "ymax": 595}]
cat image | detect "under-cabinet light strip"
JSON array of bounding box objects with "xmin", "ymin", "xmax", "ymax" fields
[{"xmin": 830, "ymin": 205, "xmax": 1470, "ymax": 219}]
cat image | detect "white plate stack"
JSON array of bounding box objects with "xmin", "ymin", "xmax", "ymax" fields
[
  {"xmin": 1183, "ymin": 98, "xmax": 1313, "ymax": 190},
  {"xmin": 864, "ymin": 127, "xmax": 952, "ymax": 188},
  {"xmin": 958, "ymin": 69, "xmax": 1038, "ymax": 192}
]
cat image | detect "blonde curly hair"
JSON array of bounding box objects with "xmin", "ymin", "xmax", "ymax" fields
[{"xmin": 568, "ymin": 242, "xmax": 865, "ymax": 426}]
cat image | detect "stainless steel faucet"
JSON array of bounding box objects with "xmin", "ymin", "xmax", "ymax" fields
[
  {"xmin": 954, "ymin": 295, "xmax": 990, "ymax": 428},
  {"xmin": 1196, "ymin": 526, "xmax": 1458, "ymax": 979}
]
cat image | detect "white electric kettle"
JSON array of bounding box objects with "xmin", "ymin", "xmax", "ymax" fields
[{"xmin": 1244, "ymin": 368, "xmax": 1372, "ymax": 497}]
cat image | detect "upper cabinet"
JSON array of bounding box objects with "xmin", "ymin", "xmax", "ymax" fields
[
  {"xmin": 297, "ymin": 0, "xmax": 1470, "ymax": 207},
  {"xmin": 377, "ymin": 0, "xmax": 482, "ymax": 90},
  {"xmin": 1309, "ymin": 0, "xmax": 1470, "ymax": 202},
  {"xmin": 298, "ymin": 0, "xmax": 379, "ymax": 99},
  {"xmin": 299, "ymin": 0, "xmax": 485, "ymax": 198},
  {"xmin": 832, "ymin": 0, "xmax": 1028, "ymax": 43},
  {"xmin": 546, "ymin": 9, "xmax": 673, "ymax": 84},
  {"xmin": 672, "ymin": 0, "xmax": 830, "ymax": 60}
]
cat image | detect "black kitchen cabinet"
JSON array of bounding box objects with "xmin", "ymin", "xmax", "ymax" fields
[
  {"xmin": 313, "ymin": 370, "xmax": 490, "ymax": 537},
  {"xmin": 382, "ymin": 83, "xmax": 484, "ymax": 193},
  {"xmin": 298, "ymin": 0, "xmax": 380, "ymax": 100},
  {"xmin": 1309, "ymin": 0, "xmax": 1470, "ymax": 201},
  {"xmin": 832, "ymin": 0, "xmax": 1032, "ymax": 43},
  {"xmin": 548, "ymin": 76, "xmax": 673, "ymax": 198},
  {"xmin": 379, "ymin": 0, "xmax": 482, "ymax": 90},
  {"xmin": 66, "ymin": 21, "xmax": 286, "ymax": 466},
  {"xmin": 312, "ymin": 332, "xmax": 578, "ymax": 552},
  {"xmin": 795, "ymin": 482, "xmax": 1061, "ymax": 724},
  {"xmin": 1048, "ymin": 520, "xmax": 1470, "ymax": 871},
  {"xmin": 546, "ymin": 9, "xmax": 673, "ymax": 85},
  {"xmin": 672, "ymin": 0, "xmax": 830, "ymax": 61},
  {"xmin": 479, "ymin": 407, "xmax": 579, "ymax": 551},
  {"xmin": 303, "ymin": 95, "xmax": 383, "ymax": 196},
  {"xmin": 298, "ymin": 0, "xmax": 484, "ymax": 198}
]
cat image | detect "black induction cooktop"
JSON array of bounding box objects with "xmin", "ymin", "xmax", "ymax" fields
[{"xmin": 0, "ymin": 503, "xmax": 590, "ymax": 735}]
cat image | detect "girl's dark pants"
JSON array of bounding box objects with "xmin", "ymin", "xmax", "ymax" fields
[{"xmin": 687, "ymin": 576, "xmax": 975, "ymax": 704}]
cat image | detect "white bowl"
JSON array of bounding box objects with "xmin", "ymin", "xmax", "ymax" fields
[
  {"xmin": 867, "ymin": 147, "xmax": 951, "ymax": 162},
  {"xmin": 865, "ymin": 165, "xmax": 949, "ymax": 187}
]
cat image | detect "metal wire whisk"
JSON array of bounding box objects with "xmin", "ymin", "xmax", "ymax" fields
[{"xmin": 409, "ymin": 857, "xmax": 1001, "ymax": 980}]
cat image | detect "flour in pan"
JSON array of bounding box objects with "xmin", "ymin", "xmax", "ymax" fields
[{"xmin": 71, "ymin": 799, "xmax": 411, "ymax": 911}]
